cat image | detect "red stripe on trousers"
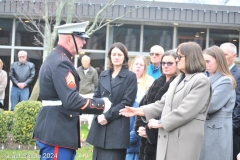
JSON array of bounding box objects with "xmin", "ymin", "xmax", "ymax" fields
[{"xmin": 54, "ymin": 146, "xmax": 59, "ymax": 160}]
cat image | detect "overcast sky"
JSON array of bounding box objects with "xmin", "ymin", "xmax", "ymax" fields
[{"xmin": 148, "ymin": 0, "xmax": 239, "ymax": 6}]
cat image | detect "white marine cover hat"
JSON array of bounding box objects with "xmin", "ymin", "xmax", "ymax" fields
[{"xmin": 54, "ymin": 21, "xmax": 90, "ymax": 38}]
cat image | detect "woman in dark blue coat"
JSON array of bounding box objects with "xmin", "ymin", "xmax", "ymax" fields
[{"xmin": 86, "ymin": 42, "xmax": 137, "ymax": 160}]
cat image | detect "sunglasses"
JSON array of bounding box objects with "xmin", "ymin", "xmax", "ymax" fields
[
  {"xmin": 150, "ymin": 53, "xmax": 161, "ymax": 56},
  {"xmin": 160, "ymin": 61, "xmax": 174, "ymax": 66},
  {"xmin": 177, "ymin": 55, "xmax": 185, "ymax": 60}
]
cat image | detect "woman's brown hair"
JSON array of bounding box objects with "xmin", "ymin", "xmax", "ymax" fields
[
  {"xmin": 203, "ymin": 45, "xmax": 236, "ymax": 89},
  {"xmin": 107, "ymin": 42, "xmax": 129, "ymax": 70},
  {"xmin": 177, "ymin": 42, "xmax": 206, "ymax": 74}
]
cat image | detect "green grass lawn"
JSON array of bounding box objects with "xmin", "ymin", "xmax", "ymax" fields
[
  {"xmin": 0, "ymin": 124, "xmax": 93, "ymax": 160},
  {"xmin": 80, "ymin": 123, "xmax": 89, "ymax": 141}
]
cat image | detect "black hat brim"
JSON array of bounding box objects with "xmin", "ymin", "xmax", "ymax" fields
[{"xmin": 74, "ymin": 32, "xmax": 90, "ymax": 39}]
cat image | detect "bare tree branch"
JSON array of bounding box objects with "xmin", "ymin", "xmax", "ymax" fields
[
  {"xmin": 33, "ymin": 35, "xmax": 44, "ymax": 46},
  {"xmin": 99, "ymin": 0, "xmax": 117, "ymax": 27},
  {"xmin": 87, "ymin": 1, "xmax": 152, "ymax": 36},
  {"xmin": 86, "ymin": 0, "xmax": 118, "ymax": 35}
]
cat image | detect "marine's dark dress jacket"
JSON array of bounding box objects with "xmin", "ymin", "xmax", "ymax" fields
[
  {"xmin": 33, "ymin": 45, "xmax": 105, "ymax": 150},
  {"xmin": 86, "ymin": 67, "xmax": 137, "ymax": 149}
]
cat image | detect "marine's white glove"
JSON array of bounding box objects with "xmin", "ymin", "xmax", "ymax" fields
[{"xmin": 102, "ymin": 97, "xmax": 111, "ymax": 113}]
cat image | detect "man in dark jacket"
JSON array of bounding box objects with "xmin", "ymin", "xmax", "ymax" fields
[
  {"xmin": 221, "ymin": 42, "xmax": 240, "ymax": 160},
  {"xmin": 9, "ymin": 50, "xmax": 35, "ymax": 110},
  {"xmin": 33, "ymin": 21, "xmax": 110, "ymax": 160}
]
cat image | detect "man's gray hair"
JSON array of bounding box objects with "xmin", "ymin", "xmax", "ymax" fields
[
  {"xmin": 150, "ymin": 45, "xmax": 164, "ymax": 54},
  {"xmin": 81, "ymin": 55, "xmax": 91, "ymax": 61},
  {"xmin": 18, "ymin": 50, "xmax": 27, "ymax": 57},
  {"xmin": 220, "ymin": 42, "xmax": 237, "ymax": 54}
]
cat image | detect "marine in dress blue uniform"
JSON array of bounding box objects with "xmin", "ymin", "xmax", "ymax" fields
[{"xmin": 33, "ymin": 22, "xmax": 109, "ymax": 160}]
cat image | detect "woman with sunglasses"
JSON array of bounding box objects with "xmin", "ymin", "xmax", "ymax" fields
[
  {"xmin": 134, "ymin": 50, "xmax": 177, "ymax": 160},
  {"xmin": 120, "ymin": 42, "xmax": 212, "ymax": 160},
  {"xmin": 200, "ymin": 46, "xmax": 236, "ymax": 160},
  {"xmin": 126, "ymin": 55, "xmax": 154, "ymax": 160}
]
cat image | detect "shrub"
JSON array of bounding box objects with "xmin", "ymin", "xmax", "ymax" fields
[
  {"xmin": 4, "ymin": 111, "xmax": 14, "ymax": 132},
  {"xmin": 12, "ymin": 101, "xmax": 41, "ymax": 145},
  {"xmin": 0, "ymin": 109, "xmax": 8, "ymax": 143}
]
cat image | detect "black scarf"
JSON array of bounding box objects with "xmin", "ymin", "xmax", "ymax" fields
[{"xmin": 139, "ymin": 75, "xmax": 175, "ymax": 106}]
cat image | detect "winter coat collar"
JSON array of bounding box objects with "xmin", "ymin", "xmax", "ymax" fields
[
  {"xmin": 100, "ymin": 67, "xmax": 128, "ymax": 93},
  {"xmin": 55, "ymin": 45, "xmax": 74, "ymax": 63},
  {"xmin": 174, "ymin": 72, "xmax": 204, "ymax": 93},
  {"xmin": 209, "ymin": 71, "xmax": 223, "ymax": 84}
]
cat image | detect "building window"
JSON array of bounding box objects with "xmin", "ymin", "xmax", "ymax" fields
[
  {"xmin": 110, "ymin": 24, "xmax": 140, "ymax": 52},
  {"xmin": 15, "ymin": 20, "xmax": 43, "ymax": 47},
  {"xmin": 0, "ymin": 19, "xmax": 13, "ymax": 46},
  {"xmin": 143, "ymin": 25, "xmax": 173, "ymax": 52},
  {"xmin": 209, "ymin": 29, "xmax": 239, "ymax": 55},
  {"xmin": 83, "ymin": 26, "xmax": 106, "ymax": 50},
  {"xmin": 177, "ymin": 27, "xmax": 207, "ymax": 49}
]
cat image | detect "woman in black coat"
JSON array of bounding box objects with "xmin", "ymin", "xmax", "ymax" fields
[
  {"xmin": 86, "ymin": 42, "xmax": 137, "ymax": 160},
  {"xmin": 134, "ymin": 50, "xmax": 177, "ymax": 160}
]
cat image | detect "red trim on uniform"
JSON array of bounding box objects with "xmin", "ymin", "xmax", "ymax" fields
[
  {"xmin": 33, "ymin": 138, "xmax": 78, "ymax": 150},
  {"xmin": 54, "ymin": 47, "xmax": 73, "ymax": 64},
  {"xmin": 54, "ymin": 146, "xmax": 59, "ymax": 160},
  {"xmin": 58, "ymin": 45, "xmax": 74, "ymax": 57},
  {"xmin": 81, "ymin": 99, "xmax": 89, "ymax": 110}
]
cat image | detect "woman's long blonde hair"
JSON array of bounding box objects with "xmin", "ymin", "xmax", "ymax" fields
[
  {"xmin": 0, "ymin": 59, "xmax": 3, "ymax": 69},
  {"xmin": 203, "ymin": 45, "xmax": 236, "ymax": 89},
  {"xmin": 129, "ymin": 55, "xmax": 148, "ymax": 91}
]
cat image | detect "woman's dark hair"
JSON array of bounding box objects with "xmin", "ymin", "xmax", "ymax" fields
[
  {"xmin": 160, "ymin": 50, "xmax": 177, "ymax": 73},
  {"xmin": 107, "ymin": 42, "xmax": 129, "ymax": 70},
  {"xmin": 177, "ymin": 42, "xmax": 206, "ymax": 74}
]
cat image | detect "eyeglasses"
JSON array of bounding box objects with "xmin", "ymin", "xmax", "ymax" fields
[
  {"xmin": 177, "ymin": 55, "xmax": 185, "ymax": 60},
  {"xmin": 160, "ymin": 62, "xmax": 174, "ymax": 66},
  {"xmin": 150, "ymin": 53, "xmax": 161, "ymax": 56}
]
